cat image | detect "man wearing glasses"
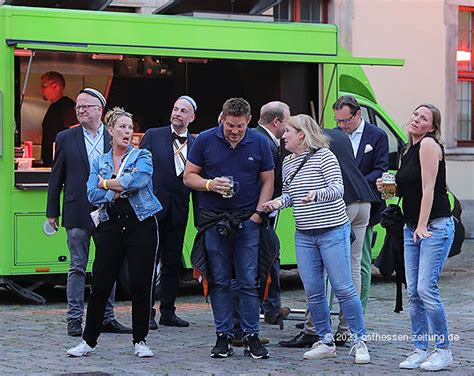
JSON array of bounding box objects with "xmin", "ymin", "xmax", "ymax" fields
[
  {"xmin": 46, "ymin": 88, "xmax": 131, "ymax": 337},
  {"xmin": 40, "ymin": 71, "xmax": 77, "ymax": 167},
  {"xmin": 331, "ymin": 95, "xmax": 388, "ymax": 346}
]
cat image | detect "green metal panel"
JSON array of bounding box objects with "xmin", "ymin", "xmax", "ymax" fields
[
  {"xmin": 0, "ymin": 11, "xmax": 14, "ymax": 276},
  {"xmin": 4, "ymin": 5, "xmax": 337, "ymax": 60},
  {"xmin": 2, "ymin": 6, "xmax": 403, "ymax": 66},
  {"xmin": 9, "ymin": 190, "xmax": 95, "ymax": 275}
]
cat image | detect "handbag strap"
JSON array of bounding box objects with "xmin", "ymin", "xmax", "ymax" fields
[
  {"xmin": 286, "ymin": 148, "xmax": 318, "ymax": 186},
  {"xmin": 117, "ymin": 148, "xmax": 136, "ymax": 177}
]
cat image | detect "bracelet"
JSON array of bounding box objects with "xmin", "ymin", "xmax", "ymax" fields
[
  {"xmin": 255, "ymin": 210, "xmax": 265, "ymax": 219},
  {"xmin": 103, "ymin": 179, "xmax": 108, "ymax": 190},
  {"xmin": 205, "ymin": 179, "xmax": 212, "ymax": 192}
]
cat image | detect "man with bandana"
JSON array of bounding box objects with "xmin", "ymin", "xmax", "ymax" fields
[{"xmin": 141, "ymin": 95, "xmax": 197, "ymax": 328}]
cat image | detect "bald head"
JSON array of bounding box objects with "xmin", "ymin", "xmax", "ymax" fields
[
  {"xmin": 259, "ymin": 101, "xmax": 290, "ymax": 139},
  {"xmin": 170, "ymin": 97, "xmax": 196, "ymax": 133}
]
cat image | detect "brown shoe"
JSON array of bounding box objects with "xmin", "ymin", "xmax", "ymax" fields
[{"xmin": 264, "ymin": 307, "xmax": 290, "ymax": 329}]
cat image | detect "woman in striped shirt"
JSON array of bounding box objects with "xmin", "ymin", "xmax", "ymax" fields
[{"xmin": 262, "ymin": 114, "xmax": 370, "ymax": 364}]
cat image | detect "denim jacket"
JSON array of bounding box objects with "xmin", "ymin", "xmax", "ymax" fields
[{"xmin": 87, "ymin": 146, "xmax": 162, "ymax": 223}]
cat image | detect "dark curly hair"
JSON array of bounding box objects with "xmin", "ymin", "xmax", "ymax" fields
[{"xmin": 222, "ymin": 98, "xmax": 251, "ymax": 118}]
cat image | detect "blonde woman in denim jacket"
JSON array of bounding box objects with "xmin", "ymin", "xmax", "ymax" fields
[{"xmin": 67, "ymin": 107, "xmax": 162, "ymax": 359}]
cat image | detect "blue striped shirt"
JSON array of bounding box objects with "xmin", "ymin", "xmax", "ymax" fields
[{"xmin": 83, "ymin": 123, "xmax": 104, "ymax": 167}]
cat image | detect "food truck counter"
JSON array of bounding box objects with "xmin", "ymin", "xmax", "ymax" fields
[{"xmin": 15, "ymin": 168, "xmax": 51, "ymax": 190}]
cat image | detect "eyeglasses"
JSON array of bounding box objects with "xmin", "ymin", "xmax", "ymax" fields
[
  {"xmin": 75, "ymin": 105, "xmax": 100, "ymax": 112},
  {"xmin": 40, "ymin": 83, "xmax": 54, "ymax": 88},
  {"xmin": 334, "ymin": 114, "xmax": 355, "ymax": 124}
]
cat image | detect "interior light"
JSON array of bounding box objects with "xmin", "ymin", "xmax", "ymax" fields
[
  {"xmin": 14, "ymin": 49, "xmax": 35, "ymax": 57},
  {"xmin": 92, "ymin": 53, "xmax": 124, "ymax": 61},
  {"xmin": 457, "ymin": 50, "xmax": 471, "ymax": 62},
  {"xmin": 178, "ymin": 58, "xmax": 208, "ymax": 64}
]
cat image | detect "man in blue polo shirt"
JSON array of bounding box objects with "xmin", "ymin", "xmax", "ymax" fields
[{"xmin": 184, "ymin": 98, "xmax": 274, "ymax": 359}]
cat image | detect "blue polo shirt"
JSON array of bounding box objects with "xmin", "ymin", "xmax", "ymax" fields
[{"xmin": 188, "ymin": 125, "xmax": 274, "ymax": 212}]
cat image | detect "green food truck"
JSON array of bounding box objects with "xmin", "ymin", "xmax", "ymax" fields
[{"xmin": 0, "ymin": 5, "xmax": 407, "ymax": 303}]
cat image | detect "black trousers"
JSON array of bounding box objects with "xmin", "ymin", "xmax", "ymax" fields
[
  {"xmin": 152, "ymin": 215, "xmax": 186, "ymax": 317},
  {"xmin": 83, "ymin": 214, "xmax": 158, "ymax": 347}
]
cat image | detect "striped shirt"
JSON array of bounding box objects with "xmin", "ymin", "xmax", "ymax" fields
[
  {"xmin": 83, "ymin": 123, "xmax": 104, "ymax": 167},
  {"xmin": 279, "ymin": 148, "xmax": 348, "ymax": 230}
]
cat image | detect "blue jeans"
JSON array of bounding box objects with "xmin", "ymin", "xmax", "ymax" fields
[
  {"xmin": 295, "ymin": 222, "xmax": 366, "ymax": 343},
  {"xmin": 404, "ymin": 217, "xmax": 454, "ymax": 350},
  {"xmin": 205, "ymin": 219, "xmax": 260, "ymax": 336},
  {"xmin": 232, "ymin": 254, "xmax": 281, "ymax": 339},
  {"xmin": 66, "ymin": 228, "xmax": 115, "ymax": 324}
]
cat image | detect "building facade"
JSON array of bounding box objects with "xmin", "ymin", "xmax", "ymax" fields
[{"xmin": 330, "ymin": 0, "xmax": 473, "ymax": 234}]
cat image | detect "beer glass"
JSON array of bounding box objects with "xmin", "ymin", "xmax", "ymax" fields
[
  {"xmin": 222, "ymin": 176, "xmax": 235, "ymax": 198},
  {"xmin": 222, "ymin": 176, "xmax": 240, "ymax": 198},
  {"xmin": 381, "ymin": 172, "xmax": 396, "ymax": 200}
]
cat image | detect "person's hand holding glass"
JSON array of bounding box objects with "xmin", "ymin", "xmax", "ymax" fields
[{"xmin": 376, "ymin": 172, "xmax": 396, "ymax": 199}]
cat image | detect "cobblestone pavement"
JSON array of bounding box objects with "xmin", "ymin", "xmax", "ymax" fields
[{"xmin": 1, "ymin": 240, "xmax": 473, "ymax": 375}]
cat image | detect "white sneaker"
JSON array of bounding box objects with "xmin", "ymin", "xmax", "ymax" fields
[
  {"xmin": 303, "ymin": 341, "xmax": 337, "ymax": 360},
  {"xmin": 399, "ymin": 348, "xmax": 428, "ymax": 369},
  {"xmin": 349, "ymin": 341, "xmax": 370, "ymax": 364},
  {"xmin": 420, "ymin": 348, "xmax": 453, "ymax": 371},
  {"xmin": 134, "ymin": 341, "xmax": 154, "ymax": 358},
  {"xmin": 66, "ymin": 340, "xmax": 95, "ymax": 357}
]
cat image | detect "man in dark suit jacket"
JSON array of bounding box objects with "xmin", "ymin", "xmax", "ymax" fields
[
  {"xmin": 255, "ymin": 101, "xmax": 291, "ymax": 326},
  {"xmin": 333, "ymin": 95, "xmax": 389, "ymax": 314},
  {"xmin": 141, "ymin": 95, "xmax": 197, "ymax": 329},
  {"xmin": 46, "ymin": 88, "xmax": 131, "ymax": 337}
]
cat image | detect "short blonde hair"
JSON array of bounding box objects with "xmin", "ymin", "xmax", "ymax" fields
[
  {"xmin": 104, "ymin": 107, "xmax": 132, "ymax": 128},
  {"xmin": 287, "ymin": 114, "xmax": 329, "ymax": 150}
]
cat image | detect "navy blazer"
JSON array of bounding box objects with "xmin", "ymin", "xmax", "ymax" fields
[
  {"xmin": 140, "ymin": 126, "xmax": 195, "ymax": 226},
  {"xmin": 256, "ymin": 125, "xmax": 282, "ymax": 198},
  {"xmin": 353, "ymin": 121, "xmax": 389, "ymax": 197},
  {"xmin": 349, "ymin": 121, "xmax": 389, "ymax": 225},
  {"xmin": 46, "ymin": 124, "xmax": 111, "ymax": 229},
  {"xmin": 323, "ymin": 128, "xmax": 379, "ymax": 205}
]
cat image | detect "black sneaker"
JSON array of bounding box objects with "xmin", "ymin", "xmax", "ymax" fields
[
  {"xmin": 211, "ymin": 333, "xmax": 234, "ymax": 358},
  {"xmin": 149, "ymin": 308, "xmax": 158, "ymax": 330},
  {"xmin": 67, "ymin": 319, "xmax": 82, "ymax": 337},
  {"xmin": 334, "ymin": 331, "xmax": 350, "ymax": 347},
  {"xmin": 243, "ymin": 334, "xmax": 269, "ymax": 359}
]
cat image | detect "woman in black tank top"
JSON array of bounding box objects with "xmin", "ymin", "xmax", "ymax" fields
[{"xmin": 377, "ymin": 104, "xmax": 454, "ymax": 371}]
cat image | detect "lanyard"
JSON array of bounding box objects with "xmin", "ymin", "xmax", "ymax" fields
[
  {"xmin": 173, "ymin": 139, "xmax": 187, "ymax": 165},
  {"xmin": 85, "ymin": 133, "xmax": 103, "ymax": 159}
]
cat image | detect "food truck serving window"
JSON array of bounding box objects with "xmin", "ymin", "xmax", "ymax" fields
[{"xmin": 14, "ymin": 49, "xmax": 321, "ymax": 189}]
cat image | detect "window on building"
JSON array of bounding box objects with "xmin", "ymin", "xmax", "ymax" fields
[
  {"xmin": 274, "ymin": 0, "xmax": 323, "ymax": 23},
  {"xmin": 457, "ymin": 7, "xmax": 474, "ymax": 145}
]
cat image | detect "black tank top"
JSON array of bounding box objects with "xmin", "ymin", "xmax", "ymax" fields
[
  {"xmin": 106, "ymin": 175, "xmax": 135, "ymax": 217},
  {"xmin": 396, "ymin": 136, "xmax": 450, "ymax": 227}
]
